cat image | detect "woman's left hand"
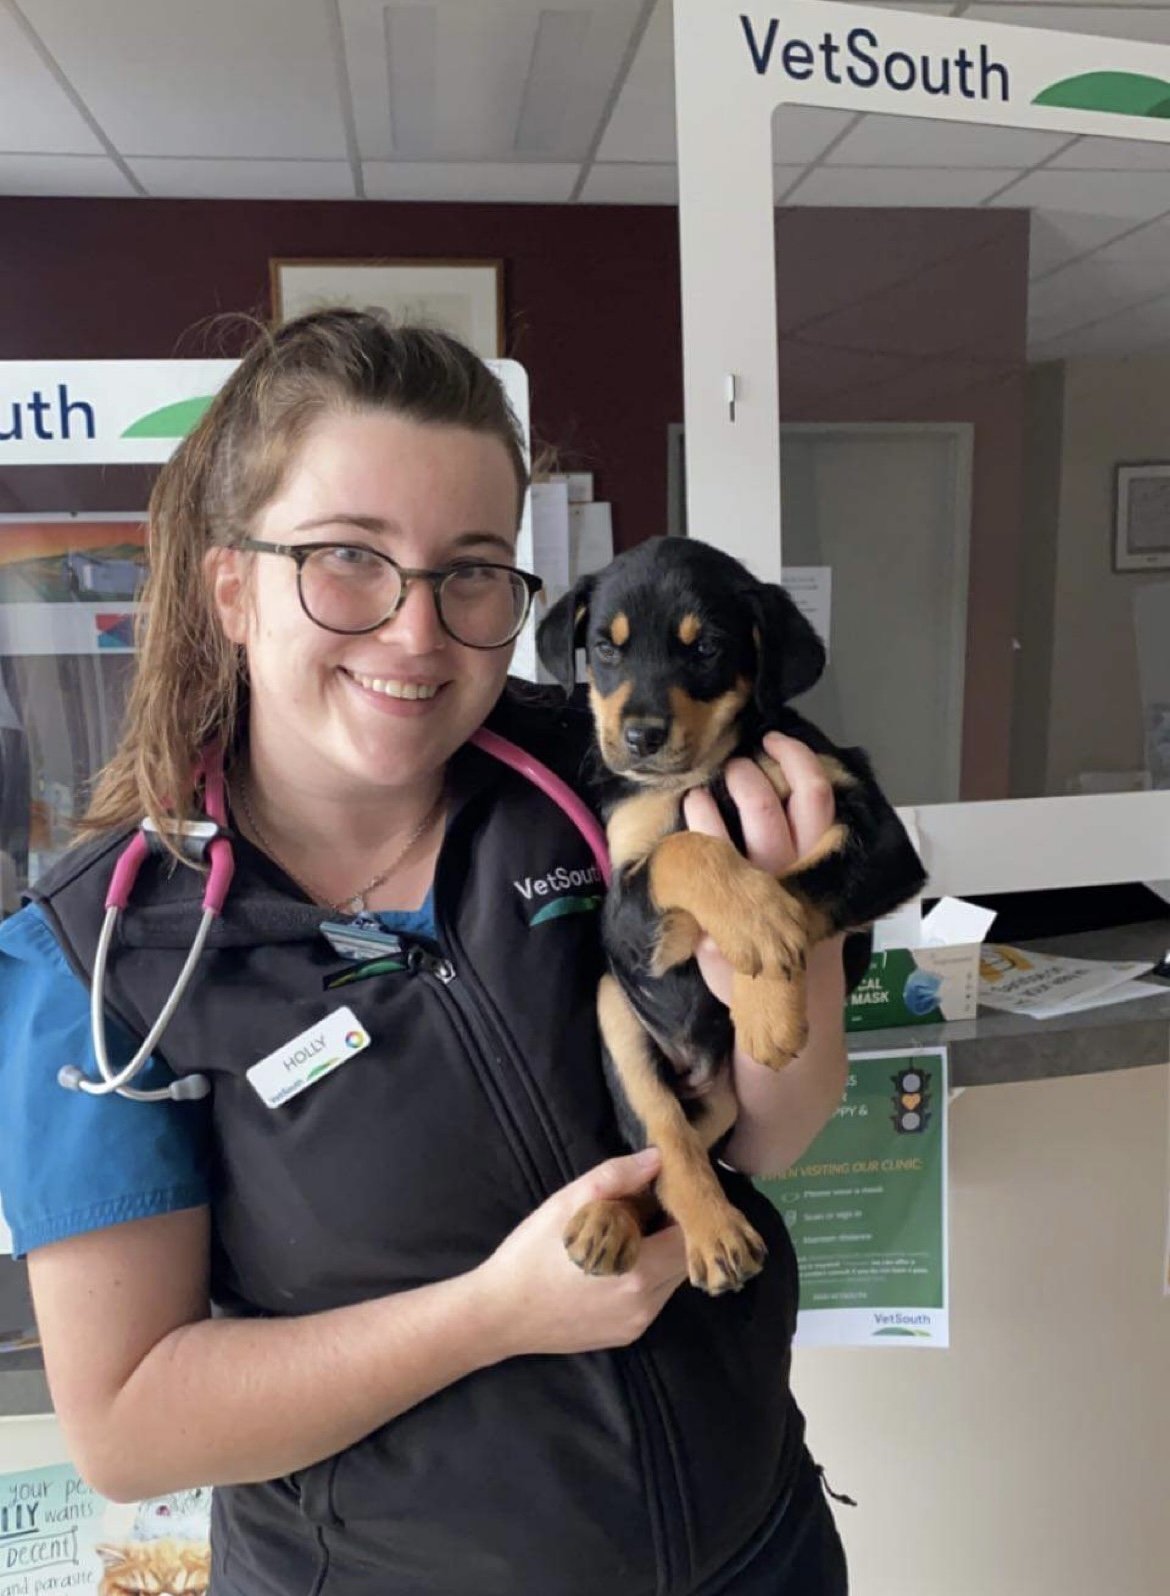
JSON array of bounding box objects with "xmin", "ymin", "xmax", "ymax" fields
[{"xmin": 682, "ymin": 731, "xmax": 836, "ymax": 1006}]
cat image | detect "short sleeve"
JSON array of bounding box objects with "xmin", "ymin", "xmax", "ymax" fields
[{"xmin": 0, "ymin": 904, "xmax": 211, "ymax": 1259}]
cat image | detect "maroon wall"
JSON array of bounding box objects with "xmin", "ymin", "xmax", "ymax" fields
[
  {"xmin": 0, "ymin": 197, "xmax": 684, "ymax": 550},
  {"xmin": 0, "ymin": 196, "xmax": 1028, "ymax": 794},
  {"xmin": 776, "ymin": 207, "xmax": 1030, "ymax": 800}
]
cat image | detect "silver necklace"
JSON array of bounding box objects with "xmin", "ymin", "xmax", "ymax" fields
[{"xmin": 235, "ymin": 778, "xmax": 444, "ymax": 916}]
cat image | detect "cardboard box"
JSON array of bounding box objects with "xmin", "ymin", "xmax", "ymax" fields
[{"xmin": 845, "ymin": 897, "xmax": 996, "ymax": 1032}]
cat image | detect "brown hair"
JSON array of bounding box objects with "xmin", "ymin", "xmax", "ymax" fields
[{"xmin": 82, "ymin": 309, "xmax": 529, "ymax": 852}]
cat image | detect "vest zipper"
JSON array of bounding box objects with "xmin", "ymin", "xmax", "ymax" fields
[{"xmin": 414, "ymin": 935, "xmax": 694, "ymax": 1594}]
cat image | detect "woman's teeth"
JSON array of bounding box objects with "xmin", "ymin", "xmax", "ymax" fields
[{"xmin": 348, "ymin": 670, "xmax": 441, "ymax": 701}]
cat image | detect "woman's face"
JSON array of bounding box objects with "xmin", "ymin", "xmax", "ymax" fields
[{"xmin": 210, "ymin": 408, "xmax": 523, "ymax": 795}]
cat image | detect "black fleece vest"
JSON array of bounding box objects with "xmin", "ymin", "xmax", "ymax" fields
[{"xmin": 31, "ymin": 687, "xmax": 805, "ymax": 1596}]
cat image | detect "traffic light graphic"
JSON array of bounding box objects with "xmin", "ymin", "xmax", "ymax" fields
[{"xmin": 891, "ymin": 1067, "xmax": 932, "ymax": 1134}]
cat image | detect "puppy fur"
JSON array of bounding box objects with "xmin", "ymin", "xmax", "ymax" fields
[{"xmin": 536, "ymin": 537, "xmax": 927, "ymax": 1296}]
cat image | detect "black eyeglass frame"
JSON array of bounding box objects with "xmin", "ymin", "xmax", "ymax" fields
[{"xmin": 238, "ymin": 538, "xmax": 543, "ymax": 649}]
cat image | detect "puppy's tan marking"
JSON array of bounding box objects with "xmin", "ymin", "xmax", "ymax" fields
[
  {"xmin": 589, "ymin": 975, "xmax": 766, "ymax": 1294},
  {"xmin": 665, "ymin": 680, "xmax": 750, "ymax": 771},
  {"xmin": 649, "ymin": 832, "xmax": 808, "ymax": 981},
  {"xmin": 606, "ymin": 788, "xmax": 680, "ymax": 872},
  {"xmin": 678, "ymin": 612, "xmax": 702, "ymax": 645},
  {"xmin": 650, "ymin": 908, "xmax": 703, "ymax": 976},
  {"xmin": 731, "ymin": 971, "xmax": 809, "ymax": 1071},
  {"xmin": 610, "ymin": 611, "xmax": 630, "ymax": 646},
  {"xmin": 589, "ymin": 679, "xmax": 634, "ymax": 769}
]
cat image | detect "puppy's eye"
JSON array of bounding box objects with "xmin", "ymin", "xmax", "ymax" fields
[
  {"xmin": 692, "ymin": 636, "xmax": 721, "ymax": 661},
  {"xmin": 593, "ymin": 638, "xmax": 621, "ymax": 666}
]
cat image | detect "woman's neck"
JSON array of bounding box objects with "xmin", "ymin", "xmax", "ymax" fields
[{"xmin": 235, "ymin": 747, "xmax": 448, "ymax": 912}]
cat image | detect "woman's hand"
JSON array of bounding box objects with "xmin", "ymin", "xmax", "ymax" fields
[
  {"xmin": 682, "ymin": 730, "xmax": 837, "ymax": 1006},
  {"xmin": 472, "ymin": 1149, "xmax": 687, "ymax": 1359},
  {"xmin": 682, "ymin": 731, "xmax": 849, "ymax": 1176}
]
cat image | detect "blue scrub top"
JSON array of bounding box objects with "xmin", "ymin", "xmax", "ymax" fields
[{"xmin": 0, "ymin": 894, "xmax": 436, "ymax": 1259}]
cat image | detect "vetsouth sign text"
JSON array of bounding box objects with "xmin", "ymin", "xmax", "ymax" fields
[{"xmin": 740, "ymin": 15, "xmax": 1011, "ymax": 103}]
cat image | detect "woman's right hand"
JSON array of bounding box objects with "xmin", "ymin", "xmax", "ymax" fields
[{"xmin": 473, "ymin": 1148, "xmax": 688, "ymax": 1359}]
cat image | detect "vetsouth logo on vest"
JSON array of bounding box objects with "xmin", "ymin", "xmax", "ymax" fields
[{"xmin": 740, "ymin": 14, "xmax": 1011, "ymax": 103}]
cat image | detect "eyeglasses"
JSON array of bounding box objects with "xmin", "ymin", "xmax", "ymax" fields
[{"xmin": 239, "ymin": 539, "xmax": 543, "ymax": 650}]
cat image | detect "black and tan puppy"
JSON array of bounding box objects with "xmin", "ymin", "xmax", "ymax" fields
[{"xmin": 536, "ymin": 537, "xmax": 926, "ymax": 1296}]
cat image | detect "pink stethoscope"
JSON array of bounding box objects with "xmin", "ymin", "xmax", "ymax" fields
[{"xmin": 58, "ymin": 729, "xmax": 611, "ymax": 1105}]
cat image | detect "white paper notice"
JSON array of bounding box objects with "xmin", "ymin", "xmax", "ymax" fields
[
  {"xmin": 978, "ymin": 945, "xmax": 1158, "ymax": 1020},
  {"xmin": 570, "ymin": 502, "xmax": 614, "ymax": 579},
  {"xmin": 530, "ymin": 480, "xmax": 572, "ymax": 600},
  {"xmin": 781, "ymin": 566, "xmax": 832, "ymax": 652}
]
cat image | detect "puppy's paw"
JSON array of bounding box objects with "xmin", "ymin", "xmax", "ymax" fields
[
  {"xmin": 564, "ymin": 1198, "xmax": 643, "ymax": 1276},
  {"xmin": 731, "ymin": 974, "xmax": 808, "ymax": 1071},
  {"xmin": 685, "ymin": 1206, "xmax": 768, "ymax": 1296},
  {"xmin": 711, "ymin": 876, "xmax": 807, "ymax": 981}
]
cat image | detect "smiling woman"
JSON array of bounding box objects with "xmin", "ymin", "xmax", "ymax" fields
[{"xmin": 0, "ymin": 308, "xmax": 862, "ymax": 1596}]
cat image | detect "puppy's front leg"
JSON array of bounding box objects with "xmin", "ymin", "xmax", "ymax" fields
[{"xmin": 566, "ymin": 975, "xmax": 766, "ymax": 1296}]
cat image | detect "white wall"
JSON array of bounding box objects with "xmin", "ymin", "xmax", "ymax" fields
[{"xmin": 794, "ymin": 1062, "xmax": 1170, "ymax": 1595}]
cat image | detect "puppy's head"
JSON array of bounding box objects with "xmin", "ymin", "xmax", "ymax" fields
[{"xmin": 536, "ymin": 539, "xmax": 825, "ymax": 780}]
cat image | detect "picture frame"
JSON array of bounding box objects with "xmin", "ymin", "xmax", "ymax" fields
[
  {"xmin": 1114, "ymin": 461, "xmax": 1170, "ymax": 571},
  {"xmin": 270, "ymin": 258, "xmax": 504, "ymax": 360}
]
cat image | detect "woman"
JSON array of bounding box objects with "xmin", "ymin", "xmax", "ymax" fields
[{"xmin": 0, "ymin": 310, "xmax": 856, "ymax": 1594}]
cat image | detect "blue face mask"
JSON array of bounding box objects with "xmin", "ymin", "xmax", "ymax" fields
[{"xmin": 902, "ymin": 967, "xmax": 943, "ymax": 1017}]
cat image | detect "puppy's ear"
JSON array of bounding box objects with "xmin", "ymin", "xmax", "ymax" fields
[
  {"xmin": 536, "ymin": 574, "xmax": 596, "ymax": 692},
  {"xmin": 747, "ymin": 582, "xmax": 826, "ymax": 719}
]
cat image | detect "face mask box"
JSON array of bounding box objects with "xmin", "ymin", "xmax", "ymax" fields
[{"xmin": 844, "ymin": 897, "xmax": 996, "ymax": 1031}]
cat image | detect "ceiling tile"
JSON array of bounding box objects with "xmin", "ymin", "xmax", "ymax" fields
[
  {"xmin": 1049, "ymin": 134, "xmax": 1170, "ymax": 171},
  {"xmin": 990, "ymin": 167, "xmax": 1170, "ymax": 220},
  {"xmin": 1028, "ymin": 208, "xmax": 1141, "ymax": 275},
  {"xmin": 341, "ymin": 0, "xmax": 645, "ymax": 163},
  {"xmin": 787, "ymin": 166, "xmax": 1021, "ymax": 206},
  {"xmin": 964, "ymin": 6, "xmax": 1170, "ymax": 46},
  {"xmin": 828, "ymin": 113, "xmax": 1067, "ymax": 168},
  {"xmin": 595, "ymin": 0, "xmax": 674, "ymax": 163},
  {"xmin": 128, "ymin": 159, "xmax": 356, "ymax": 200},
  {"xmin": 0, "ymin": 153, "xmax": 135, "ymax": 196},
  {"xmin": 0, "ymin": 6, "xmax": 103, "ymax": 153},
  {"xmin": 772, "ymin": 105, "xmax": 857, "ymax": 164},
  {"xmin": 579, "ymin": 161, "xmax": 678, "ymax": 203},
  {"xmin": 362, "ymin": 160, "xmax": 578, "ymax": 202},
  {"xmin": 21, "ymin": 0, "xmax": 348, "ymax": 158}
]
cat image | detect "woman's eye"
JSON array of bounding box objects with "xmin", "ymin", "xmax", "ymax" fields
[{"xmin": 321, "ymin": 545, "xmax": 382, "ymax": 573}]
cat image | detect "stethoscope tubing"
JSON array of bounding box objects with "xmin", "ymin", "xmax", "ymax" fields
[{"xmin": 61, "ymin": 728, "xmax": 611, "ymax": 1104}]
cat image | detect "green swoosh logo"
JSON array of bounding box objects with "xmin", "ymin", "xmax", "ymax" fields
[
  {"xmin": 1034, "ymin": 72, "xmax": 1170, "ymax": 119},
  {"xmin": 872, "ymin": 1325, "xmax": 932, "ymax": 1339},
  {"xmin": 529, "ymin": 894, "xmax": 603, "ymax": 926},
  {"xmin": 121, "ymin": 396, "xmax": 214, "ymax": 438}
]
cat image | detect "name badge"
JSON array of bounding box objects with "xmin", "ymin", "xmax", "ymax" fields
[{"xmin": 247, "ymin": 1005, "xmax": 370, "ymax": 1109}]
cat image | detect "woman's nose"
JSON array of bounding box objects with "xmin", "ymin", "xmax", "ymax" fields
[{"xmin": 374, "ymin": 575, "xmax": 447, "ymax": 651}]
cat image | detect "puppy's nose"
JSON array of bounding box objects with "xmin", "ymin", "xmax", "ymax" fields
[{"xmin": 624, "ymin": 720, "xmax": 669, "ymax": 757}]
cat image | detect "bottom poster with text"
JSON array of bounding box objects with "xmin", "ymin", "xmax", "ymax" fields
[
  {"xmin": 0, "ymin": 1465, "xmax": 210, "ymax": 1596},
  {"xmin": 758, "ymin": 1047, "xmax": 949, "ymax": 1348}
]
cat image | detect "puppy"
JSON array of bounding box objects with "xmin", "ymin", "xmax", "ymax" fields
[{"xmin": 536, "ymin": 537, "xmax": 926, "ymax": 1295}]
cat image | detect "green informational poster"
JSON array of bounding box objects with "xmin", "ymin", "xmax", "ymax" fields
[{"xmin": 757, "ymin": 1048, "xmax": 949, "ymax": 1348}]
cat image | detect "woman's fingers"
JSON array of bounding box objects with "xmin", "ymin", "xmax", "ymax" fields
[{"xmin": 761, "ymin": 732, "xmax": 837, "ymax": 858}]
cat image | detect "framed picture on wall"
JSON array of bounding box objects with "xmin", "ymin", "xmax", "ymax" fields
[
  {"xmin": 270, "ymin": 259, "xmax": 504, "ymax": 360},
  {"xmin": 1114, "ymin": 462, "xmax": 1170, "ymax": 570}
]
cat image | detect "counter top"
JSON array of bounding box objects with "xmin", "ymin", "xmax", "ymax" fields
[{"xmin": 848, "ymin": 919, "xmax": 1170, "ymax": 1085}]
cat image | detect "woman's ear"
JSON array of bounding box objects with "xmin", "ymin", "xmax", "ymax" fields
[
  {"xmin": 748, "ymin": 582, "xmax": 826, "ymax": 721},
  {"xmin": 204, "ymin": 545, "xmax": 250, "ymax": 647},
  {"xmin": 536, "ymin": 574, "xmax": 595, "ymax": 692}
]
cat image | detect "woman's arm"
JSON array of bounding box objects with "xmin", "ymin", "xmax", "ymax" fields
[
  {"xmin": 29, "ymin": 1149, "xmax": 686, "ymax": 1503},
  {"xmin": 683, "ymin": 731, "xmax": 850, "ymax": 1178}
]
